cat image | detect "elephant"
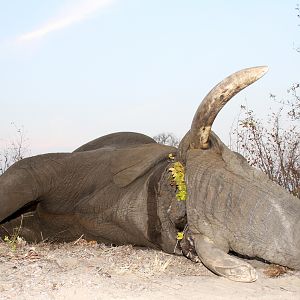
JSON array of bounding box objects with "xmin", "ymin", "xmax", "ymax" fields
[{"xmin": 0, "ymin": 66, "xmax": 299, "ymax": 283}]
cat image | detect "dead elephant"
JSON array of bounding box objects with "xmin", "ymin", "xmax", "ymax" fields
[{"xmin": 1, "ymin": 66, "xmax": 299, "ymax": 282}]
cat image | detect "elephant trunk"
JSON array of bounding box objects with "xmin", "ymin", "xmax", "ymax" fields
[
  {"xmin": 0, "ymin": 154, "xmax": 66, "ymax": 223},
  {"xmin": 229, "ymin": 189, "xmax": 300, "ymax": 270},
  {"xmin": 0, "ymin": 161, "xmax": 39, "ymax": 222}
]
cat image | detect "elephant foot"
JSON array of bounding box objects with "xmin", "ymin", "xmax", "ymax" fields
[{"xmin": 193, "ymin": 234, "xmax": 257, "ymax": 282}]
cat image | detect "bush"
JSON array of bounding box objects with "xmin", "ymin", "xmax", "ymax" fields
[
  {"xmin": 230, "ymin": 85, "xmax": 300, "ymax": 198},
  {"xmin": 0, "ymin": 124, "xmax": 29, "ymax": 174},
  {"xmin": 153, "ymin": 132, "xmax": 179, "ymax": 148}
]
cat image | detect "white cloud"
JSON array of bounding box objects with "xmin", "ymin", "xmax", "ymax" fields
[{"xmin": 18, "ymin": 0, "xmax": 114, "ymax": 42}]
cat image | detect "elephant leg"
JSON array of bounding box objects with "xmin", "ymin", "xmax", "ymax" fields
[
  {"xmin": 193, "ymin": 234, "xmax": 257, "ymax": 282},
  {"xmin": 0, "ymin": 212, "xmax": 43, "ymax": 243}
]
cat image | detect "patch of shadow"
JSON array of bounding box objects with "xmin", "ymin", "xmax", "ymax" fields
[{"xmin": 0, "ymin": 200, "xmax": 39, "ymax": 224}]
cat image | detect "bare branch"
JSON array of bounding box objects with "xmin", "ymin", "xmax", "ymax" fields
[
  {"xmin": 153, "ymin": 132, "xmax": 180, "ymax": 148},
  {"xmin": 0, "ymin": 124, "xmax": 30, "ymax": 174},
  {"xmin": 230, "ymin": 92, "xmax": 300, "ymax": 199}
]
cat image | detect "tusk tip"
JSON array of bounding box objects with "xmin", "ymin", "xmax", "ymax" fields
[{"xmin": 253, "ymin": 65, "xmax": 269, "ymax": 79}]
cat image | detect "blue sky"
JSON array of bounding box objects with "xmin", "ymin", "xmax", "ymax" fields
[{"xmin": 0, "ymin": 0, "xmax": 299, "ymax": 154}]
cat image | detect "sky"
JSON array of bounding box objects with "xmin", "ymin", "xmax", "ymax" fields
[{"xmin": 0, "ymin": 0, "xmax": 299, "ymax": 154}]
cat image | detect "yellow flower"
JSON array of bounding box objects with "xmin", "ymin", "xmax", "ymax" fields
[
  {"xmin": 169, "ymin": 161, "xmax": 187, "ymax": 201},
  {"xmin": 177, "ymin": 232, "xmax": 184, "ymax": 240},
  {"xmin": 168, "ymin": 153, "xmax": 175, "ymax": 161}
]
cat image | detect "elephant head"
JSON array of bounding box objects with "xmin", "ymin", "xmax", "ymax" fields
[{"xmin": 178, "ymin": 67, "xmax": 300, "ymax": 282}]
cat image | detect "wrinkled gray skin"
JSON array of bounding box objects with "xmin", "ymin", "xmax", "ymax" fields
[
  {"xmin": 185, "ymin": 133, "xmax": 300, "ymax": 281},
  {"xmin": 1, "ymin": 67, "xmax": 299, "ymax": 283}
]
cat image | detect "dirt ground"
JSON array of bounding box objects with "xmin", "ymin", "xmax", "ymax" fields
[{"xmin": 0, "ymin": 238, "xmax": 299, "ymax": 300}]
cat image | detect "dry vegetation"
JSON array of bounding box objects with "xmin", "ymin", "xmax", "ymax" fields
[
  {"xmin": 230, "ymin": 84, "xmax": 300, "ymax": 198},
  {"xmin": 0, "ymin": 238, "xmax": 299, "ymax": 300},
  {"xmin": 0, "ymin": 238, "xmax": 213, "ymax": 299},
  {"xmin": 153, "ymin": 132, "xmax": 179, "ymax": 148},
  {"xmin": 0, "ymin": 124, "xmax": 29, "ymax": 175}
]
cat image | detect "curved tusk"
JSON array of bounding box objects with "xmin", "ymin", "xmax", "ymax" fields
[{"xmin": 189, "ymin": 66, "xmax": 268, "ymax": 149}]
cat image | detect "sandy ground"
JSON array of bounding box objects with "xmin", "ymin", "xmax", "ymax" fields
[{"xmin": 0, "ymin": 239, "xmax": 299, "ymax": 300}]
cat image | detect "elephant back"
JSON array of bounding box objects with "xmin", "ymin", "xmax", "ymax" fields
[{"xmin": 74, "ymin": 132, "xmax": 156, "ymax": 152}]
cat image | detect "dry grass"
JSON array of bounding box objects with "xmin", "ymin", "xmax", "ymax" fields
[
  {"xmin": 263, "ymin": 264, "xmax": 289, "ymax": 278},
  {"xmin": 0, "ymin": 238, "xmax": 295, "ymax": 279},
  {"xmin": 0, "ymin": 238, "xmax": 212, "ymax": 299},
  {"xmin": 1, "ymin": 239, "xmax": 300, "ymax": 299}
]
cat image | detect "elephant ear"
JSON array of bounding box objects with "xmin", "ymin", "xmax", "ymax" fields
[{"xmin": 111, "ymin": 144, "xmax": 175, "ymax": 187}]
